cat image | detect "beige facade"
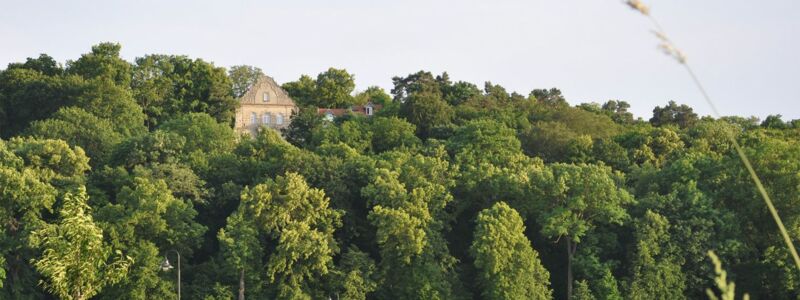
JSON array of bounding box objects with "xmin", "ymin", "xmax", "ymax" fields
[{"xmin": 234, "ymin": 75, "xmax": 298, "ymax": 136}]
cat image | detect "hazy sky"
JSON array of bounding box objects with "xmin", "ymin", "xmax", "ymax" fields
[{"xmin": 2, "ymin": 0, "xmax": 798, "ymax": 119}]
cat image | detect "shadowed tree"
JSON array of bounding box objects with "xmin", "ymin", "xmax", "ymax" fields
[
  {"xmin": 532, "ymin": 163, "xmax": 633, "ymax": 299},
  {"xmin": 229, "ymin": 65, "xmax": 264, "ymax": 98}
]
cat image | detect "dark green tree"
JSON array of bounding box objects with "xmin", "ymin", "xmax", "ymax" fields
[
  {"xmin": 228, "ymin": 65, "xmax": 264, "ymax": 98},
  {"xmin": 649, "ymin": 101, "xmax": 698, "ymax": 128},
  {"xmin": 66, "ymin": 42, "xmax": 132, "ymax": 86},
  {"xmin": 532, "ymin": 163, "xmax": 633, "ymax": 299}
]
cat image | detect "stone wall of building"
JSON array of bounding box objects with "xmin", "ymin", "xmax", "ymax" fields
[{"xmin": 234, "ymin": 75, "xmax": 298, "ymax": 136}]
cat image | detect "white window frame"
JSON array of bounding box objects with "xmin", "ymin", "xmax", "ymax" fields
[
  {"xmin": 263, "ymin": 92, "xmax": 270, "ymax": 102},
  {"xmin": 262, "ymin": 113, "xmax": 271, "ymax": 124},
  {"xmin": 276, "ymin": 114, "xmax": 284, "ymax": 125},
  {"xmin": 250, "ymin": 112, "xmax": 257, "ymax": 124}
]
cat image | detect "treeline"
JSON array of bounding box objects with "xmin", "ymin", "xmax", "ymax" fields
[{"xmin": 1, "ymin": 43, "xmax": 799, "ymax": 299}]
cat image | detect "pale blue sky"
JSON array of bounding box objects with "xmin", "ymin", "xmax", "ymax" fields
[{"xmin": 2, "ymin": 0, "xmax": 798, "ymax": 120}]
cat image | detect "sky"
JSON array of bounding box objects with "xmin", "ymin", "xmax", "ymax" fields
[{"xmin": 2, "ymin": 0, "xmax": 798, "ymax": 120}]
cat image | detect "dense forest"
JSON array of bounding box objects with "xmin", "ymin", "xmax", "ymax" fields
[{"xmin": 1, "ymin": 43, "xmax": 798, "ymax": 300}]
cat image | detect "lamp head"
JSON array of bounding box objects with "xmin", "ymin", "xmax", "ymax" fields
[{"xmin": 160, "ymin": 256, "xmax": 174, "ymax": 271}]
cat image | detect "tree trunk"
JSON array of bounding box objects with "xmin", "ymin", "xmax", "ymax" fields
[
  {"xmin": 566, "ymin": 239, "xmax": 577, "ymax": 300},
  {"xmin": 239, "ymin": 268, "xmax": 245, "ymax": 300}
]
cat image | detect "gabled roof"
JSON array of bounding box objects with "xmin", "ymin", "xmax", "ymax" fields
[{"xmin": 239, "ymin": 75, "xmax": 296, "ymax": 106}]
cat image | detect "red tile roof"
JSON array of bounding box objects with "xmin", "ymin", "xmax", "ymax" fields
[{"xmin": 317, "ymin": 103, "xmax": 383, "ymax": 117}]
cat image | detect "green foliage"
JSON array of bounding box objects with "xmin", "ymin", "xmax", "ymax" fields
[
  {"xmin": 131, "ymin": 54, "xmax": 236, "ymax": 127},
  {"xmin": 329, "ymin": 247, "xmax": 379, "ymax": 300},
  {"xmin": 228, "ymin": 65, "xmax": 264, "ymax": 98},
  {"xmin": 6, "ymin": 46, "xmax": 800, "ymax": 299},
  {"xmin": 26, "ymin": 107, "xmax": 122, "ymax": 165},
  {"xmin": 650, "ymin": 100, "xmax": 698, "ymax": 128},
  {"xmin": 471, "ymin": 202, "xmax": 552, "ymax": 300},
  {"xmin": 159, "ymin": 112, "xmax": 236, "ymax": 155},
  {"xmin": 282, "ymin": 106, "xmax": 325, "ymax": 149},
  {"xmin": 573, "ymin": 280, "xmax": 595, "ymax": 300},
  {"xmin": 29, "ymin": 187, "xmax": 132, "ymax": 300},
  {"xmin": 354, "ymin": 86, "xmax": 392, "ymax": 105},
  {"xmin": 283, "ymin": 68, "xmax": 357, "ymax": 108},
  {"xmin": 533, "ymin": 163, "xmax": 633, "ymax": 243},
  {"xmin": 67, "ymin": 43, "xmax": 132, "ymax": 86},
  {"xmin": 627, "ymin": 211, "xmax": 686, "ymax": 300},
  {"xmin": 238, "ymin": 172, "xmax": 342, "ymax": 298}
]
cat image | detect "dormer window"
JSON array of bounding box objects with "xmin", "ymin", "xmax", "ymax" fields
[{"xmin": 263, "ymin": 92, "xmax": 270, "ymax": 102}]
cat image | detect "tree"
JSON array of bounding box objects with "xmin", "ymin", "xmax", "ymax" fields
[
  {"xmin": 281, "ymin": 106, "xmax": 324, "ymax": 149},
  {"xmin": 471, "ymin": 202, "xmax": 552, "ymax": 300},
  {"xmin": 362, "ymin": 159, "xmax": 459, "ymax": 299},
  {"xmin": 238, "ymin": 172, "xmax": 341, "ymax": 298},
  {"xmin": 93, "ymin": 176, "xmax": 206, "ymax": 299},
  {"xmin": 282, "ymin": 68, "xmax": 357, "ymax": 108},
  {"xmin": 328, "ymin": 247, "xmax": 378, "ymax": 300},
  {"xmin": 532, "ymin": 163, "xmax": 633, "ymax": 299},
  {"xmin": 66, "ymin": 42, "xmax": 132, "ymax": 86},
  {"xmin": 354, "ymin": 86, "xmax": 392, "ymax": 105},
  {"xmin": 29, "ymin": 187, "xmax": 132, "ymax": 300},
  {"xmin": 159, "ymin": 112, "xmax": 237, "ymax": 155},
  {"xmin": 601, "ymin": 100, "xmax": 634, "ymax": 124},
  {"xmin": 72, "ymin": 77, "xmax": 147, "ymax": 137},
  {"xmin": 761, "ymin": 114, "xmax": 787, "ymax": 129},
  {"xmin": 282, "ymin": 75, "xmax": 317, "ymax": 106},
  {"xmin": 530, "ymin": 88, "xmax": 568, "ymax": 106},
  {"xmin": 6, "ymin": 53, "xmax": 63, "ymax": 76},
  {"xmin": 627, "ymin": 211, "xmax": 686, "ymax": 300},
  {"xmin": 219, "ymin": 205, "xmax": 263, "ymax": 300},
  {"xmin": 573, "ymin": 280, "xmax": 595, "ymax": 300},
  {"xmin": 314, "ymin": 67, "xmax": 356, "ymax": 108},
  {"xmin": 131, "ymin": 54, "xmax": 237, "ymax": 126},
  {"xmin": 26, "ymin": 107, "xmax": 123, "ymax": 165},
  {"xmin": 369, "ymin": 117, "xmax": 420, "ymax": 153},
  {"xmin": 398, "ymin": 87, "xmax": 453, "ymax": 138},
  {"xmin": 649, "ymin": 101, "xmax": 698, "ymax": 128},
  {"xmin": 0, "ymin": 68, "xmax": 77, "ymax": 138},
  {"xmin": 228, "ymin": 65, "xmax": 264, "ymax": 98}
]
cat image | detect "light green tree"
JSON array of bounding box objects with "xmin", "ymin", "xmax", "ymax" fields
[
  {"xmin": 239, "ymin": 172, "xmax": 341, "ymax": 299},
  {"xmin": 29, "ymin": 187, "xmax": 132, "ymax": 300},
  {"xmin": 470, "ymin": 202, "xmax": 552, "ymax": 300}
]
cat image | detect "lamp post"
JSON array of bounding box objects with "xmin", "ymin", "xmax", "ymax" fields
[{"xmin": 160, "ymin": 249, "xmax": 181, "ymax": 299}]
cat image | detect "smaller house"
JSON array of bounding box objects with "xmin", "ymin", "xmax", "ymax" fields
[{"xmin": 317, "ymin": 102, "xmax": 382, "ymax": 121}]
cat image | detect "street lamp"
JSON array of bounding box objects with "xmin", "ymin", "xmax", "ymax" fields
[{"xmin": 160, "ymin": 249, "xmax": 181, "ymax": 300}]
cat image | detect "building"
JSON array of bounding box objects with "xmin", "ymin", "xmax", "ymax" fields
[
  {"xmin": 234, "ymin": 75, "xmax": 298, "ymax": 136},
  {"xmin": 317, "ymin": 102, "xmax": 382, "ymax": 121}
]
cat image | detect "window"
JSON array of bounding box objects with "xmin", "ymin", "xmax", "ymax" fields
[
  {"xmin": 276, "ymin": 114, "xmax": 284, "ymax": 125},
  {"xmin": 262, "ymin": 113, "xmax": 271, "ymax": 124},
  {"xmin": 250, "ymin": 112, "xmax": 257, "ymax": 124},
  {"xmin": 325, "ymin": 112, "xmax": 335, "ymax": 122},
  {"xmin": 263, "ymin": 92, "xmax": 270, "ymax": 102},
  {"xmin": 365, "ymin": 105, "xmax": 374, "ymax": 116}
]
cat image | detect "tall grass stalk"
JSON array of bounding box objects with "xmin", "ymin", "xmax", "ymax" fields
[
  {"xmin": 706, "ymin": 251, "xmax": 749, "ymax": 300},
  {"xmin": 623, "ymin": 0, "xmax": 800, "ymax": 271}
]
